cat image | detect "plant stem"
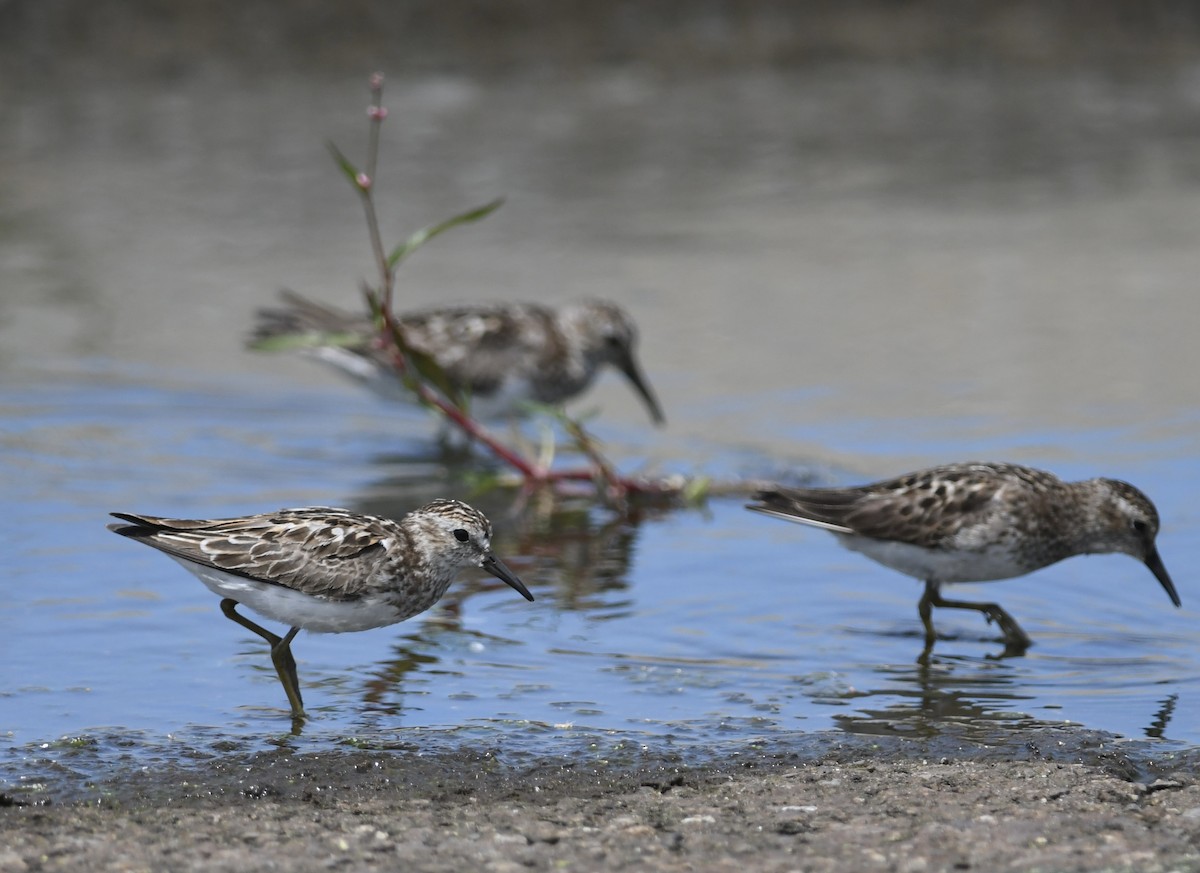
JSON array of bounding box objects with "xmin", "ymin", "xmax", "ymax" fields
[
  {"xmin": 370, "ymin": 315, "xmax": 544, "ymax": 478},
  {"xmin": 341, "ymin": 73, "xmax": 685, "ymax": 506},
  {"xmin": 361, "ymin": 76, "xmax": 392, "ymax": 303},
  {"xmin": 366, "ymin": 73, "xmax": 383, "ymax": 181}
]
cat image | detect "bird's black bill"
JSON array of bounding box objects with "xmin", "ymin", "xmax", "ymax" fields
[
  {"xmin": 1145, "ymin": 548, "xmax": 1182, "ymax": 608},
  {"xmin": 483, "ymin": 554, "xmax": 534, "ymax": 601},
  {"xmin": 617, "ymin": 352, "xmax": 666, "ymax": 426}
]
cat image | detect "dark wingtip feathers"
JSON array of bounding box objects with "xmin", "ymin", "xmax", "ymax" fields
[
  {"xmin": 108, "ymin": 512, "xmax": 144, "ymax": 534},
  {"xmin": 107, "ymin": 512, "xmax": 167, "ymax": 539},
  {"xmin": 746, "ymin": 490, "xmax": 787, "ymax": 512}
]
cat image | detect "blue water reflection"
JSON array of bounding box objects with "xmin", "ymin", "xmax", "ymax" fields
[{"xmin": 3, "ymin": 375, "xmax": 1196, "ymax": 798}]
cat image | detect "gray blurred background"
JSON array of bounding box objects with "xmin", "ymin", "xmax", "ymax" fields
[
  {"xmin": 4, "ymin": 1, "xmax": 1200, "ymax": 466},
  {"xmin": 8, "ymin": 2, "xmax": 1200, "ymax": 74}
]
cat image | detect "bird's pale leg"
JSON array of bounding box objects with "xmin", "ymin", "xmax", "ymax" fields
[
  {"xmin": 919, "ymin": 582, "xmax": 1032, "ymax": 653},
  {"xmin": 917, "ymin": 582, "xmax": 939, "ymax": 649},
  {"xmin": 219, "ymin": 599, "xmax": 307, "ymax": 719}
]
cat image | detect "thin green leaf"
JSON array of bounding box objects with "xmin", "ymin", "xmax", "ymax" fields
[
  {"xmin": 377, "ymin": 319, "xmax": 469, "ymax": 410},
  {"xmin": 361, "ymin": 285, "xmax": 384, "ymax": 320},
  {"xmin": 360, "ymin": 284, "xmax": 468, "ymax": 409},
  {"xmin": 682, "ymin": 475, "xmax": 712, "ymax": 505},
  {"xmin": 327, "ymin": 141, "xmax": 362, "ymax": 187},
  {"xmin": 386, "ymin": 198, "xmax": 504, "ymax": 269},
  {"xmin": 407, "ymin": 344, "xmax": 470, "ymax": 411}
]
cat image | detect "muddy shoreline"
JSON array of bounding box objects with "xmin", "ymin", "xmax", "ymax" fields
[{"xmin": 5, "ymin": 729, "xmax": 1200, "ymax": 871}]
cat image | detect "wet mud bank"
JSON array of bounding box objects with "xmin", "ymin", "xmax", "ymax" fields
[{"xmin": 4, "ymin": 729, "xmax": 1200, "ymax": 871}]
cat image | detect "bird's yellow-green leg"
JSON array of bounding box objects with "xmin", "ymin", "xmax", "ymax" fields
[
  {"xmin": 918, "ymin": 582, "xmax": 940, "ymax": 649},
  {"xmin": 220, "ymin": 599, "xmax": 307, "ymax": 719},
  {"xmin": 919, "ymin": 581, "xmax": 1032, "ymax": 654}
]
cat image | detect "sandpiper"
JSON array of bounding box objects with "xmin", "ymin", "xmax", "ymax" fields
[
  {"xmin": 747, "ymin": 462, "xmax": 1180, "ymax": 653},
  {"xmin": 249, "ymin": 290, "xmax": 665, "ymax": 425},
  {"xmin": 108, "ymin": 499, "xmax": 533, "ymax": 718}
]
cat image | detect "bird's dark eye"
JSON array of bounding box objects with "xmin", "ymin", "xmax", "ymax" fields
[
  {"xmin": 453, "ymin": 529, "xmax": 470, "ymax": 543},
  {"xmin": 605, "ymin": 334, "xmax": 623, "ymax": 347},
  {"xmin": 1132, "ymin": 519, "xmax": 1149, "ymax": 534}
]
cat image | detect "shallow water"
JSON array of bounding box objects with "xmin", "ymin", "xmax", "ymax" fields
[{"xmin": 4, "ymin": 58, "xmax": 1200, "ymax": 799}]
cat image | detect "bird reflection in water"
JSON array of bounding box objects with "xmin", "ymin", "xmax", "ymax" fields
[{"xmin": 829, "ymin": 657, "xmax": 1181, "ymax": 745}]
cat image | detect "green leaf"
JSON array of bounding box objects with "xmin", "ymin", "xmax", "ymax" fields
[
  {"xmin": 407, "ymin": 343, "xmax": 470, "ymax": 410},
  {"xmin": 361, "ymin": 286, "xmax": 384, "ymax": 320},
  {"xmin": 386, "ymin": 197, "xmax": 504, "ymax": 269},
  {"xmin": 327, "ymin": 141, "xmax": 362, "ymax": 187},
  {"xmin": 376, "ymin": 318, "xmax": 469, "ymax": 411},
  {"xmin": 356, "ymin": 284, "xmax": 468, "ymax": 409},
  {"xmin": 682, "ymin": 476, "xmax": 712, "ymax": 505}
]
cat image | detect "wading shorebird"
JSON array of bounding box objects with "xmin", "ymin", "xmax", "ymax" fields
[
  {"xmin": 747, "ymin": 462, "xmax": 1180, "ymax": 654},
  {"xmin": 249, "ymin": 290, "xmax": 665, "ymax": 426},
  {"xmin": 108, "ymin": 499, "xmax": 533, "ymax": 719}
]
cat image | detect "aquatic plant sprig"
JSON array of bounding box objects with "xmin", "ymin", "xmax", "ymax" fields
[
  {"xmin": 328, "ymin": 73, "xmax": 535, "ymax": 473},
  {"xmin": 328, "ymin": 72, "xmax": 696, "ymax": 506}
]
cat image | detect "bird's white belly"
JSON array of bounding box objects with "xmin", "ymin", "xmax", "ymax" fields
[
  {"xmin": 175, "ymin": 560, "xmax": 404, "ymax": 633},
  {"xmin": 312, "ymin": 344, "xmax": 540, "ymax": 420},
  {"xmin": 309, "ymin": 347, "xmax": 414, "ymax": 404},
  {"xmin": 836, "ymin": 535, "xmax": 1029, "ymax": 584},
  {"xmin": 469, "ymin": 375, "xmax": 546, "ymax": 419}
]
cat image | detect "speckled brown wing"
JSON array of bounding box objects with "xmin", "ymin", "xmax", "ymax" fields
[
  {"xmin": 839, "ymin": 472, "xmax": 1007, "ymax": 548},
  {"xmin": 841, "ymin": 463, "xmax": 1068, "ymax": 547},
  {"xmin": 754, "ymin": 463, "xmax": 1062, "ymax": 550},
  {"xmin": 108, "ymin": 508, "xmax": 399, "ymax": 600},
  {"xmin": 398, "ymin": 304, "xmax": 560, "ymax": 396}
]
